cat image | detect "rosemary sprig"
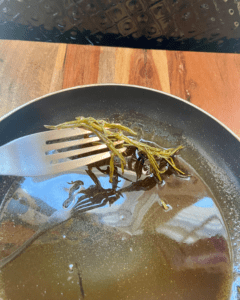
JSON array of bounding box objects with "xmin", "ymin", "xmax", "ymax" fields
[{"xmin": 45, "ymin": 117, "xmax": 184, "ymax": 182}]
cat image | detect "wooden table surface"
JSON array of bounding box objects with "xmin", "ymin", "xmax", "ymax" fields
[{"xmin": 0, "ymin": 40, "xmax": 239, "ymax": 138}]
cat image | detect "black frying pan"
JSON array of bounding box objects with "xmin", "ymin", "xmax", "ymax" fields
[{"xmin": 0, "ymin": 84, "xmax": 239, "ymax": 297}]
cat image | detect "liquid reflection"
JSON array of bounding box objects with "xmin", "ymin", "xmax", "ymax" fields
[
  {"xmin": 157, "ymin": 197, "xmax": 225, "ymax": 244},
  {"xmin": 0, "ymin": 163, "xmax": 232, "ymax": 299}
]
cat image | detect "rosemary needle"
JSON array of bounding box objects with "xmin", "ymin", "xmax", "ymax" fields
[{"xmin": 45, "ymin": 116, "xmax": 184, "ymax": 182}]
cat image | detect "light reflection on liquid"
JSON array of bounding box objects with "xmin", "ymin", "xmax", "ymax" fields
[{"xmin": 0, "ymin": 163, "xmax": 232, "ymax": 300}]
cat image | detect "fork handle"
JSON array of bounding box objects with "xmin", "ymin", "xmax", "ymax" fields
[
  {"xmin": 0, "ymin": 138, "xmax": 41, "ymax": 176},
  {"xmin": 0, "ymin": 143, "xmax": 17, "ymax": 176}
]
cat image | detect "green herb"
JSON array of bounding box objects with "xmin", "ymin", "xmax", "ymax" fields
[{"xmin": 45, "ymin": 116, "xmax": 184, "ymax": 183}]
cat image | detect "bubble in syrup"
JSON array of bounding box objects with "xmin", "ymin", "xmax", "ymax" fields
[{"xmin": 68, "ymin": 264, "xmax": 74, "ymax": 273}]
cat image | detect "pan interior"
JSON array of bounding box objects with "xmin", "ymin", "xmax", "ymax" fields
[
  {"xmin": 0, "ymin": 155, "xmax": 233, "ymax": 299},
  {"xmin": 0, "ymin": 85, "xmax": 239, "ymax": 299}
]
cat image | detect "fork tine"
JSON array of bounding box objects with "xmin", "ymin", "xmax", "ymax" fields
[
  {"xmin": 74, "ymin": 201, "xmax": 103, "ymax": 211},
  {"xmin": 43, "ymin": 128, "xmax": 92, "ymax": 141},
  {"xmin": 47, "ymin": 140, "xmax": 124, "ymax": 161},
  {"xmin": 46, "ymin": 136, "xmax": 100, "ymax": 151},
  {"xmin": 48, "ymin": 147, "xmax": 126, "ymax": 174}
]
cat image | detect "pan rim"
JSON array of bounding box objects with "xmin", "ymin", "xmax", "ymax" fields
[
  {"xmin": 0, "ymin": 83, "xmax": 239, "ymax": 299},
  {"xmin": 0, "ymin": 83, "xmax": 239, "ymax": 142}
]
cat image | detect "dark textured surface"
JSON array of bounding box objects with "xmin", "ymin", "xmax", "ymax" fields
[{"xmin": 0, "ymin": 0, "xmax": 240, "ymax": 52}]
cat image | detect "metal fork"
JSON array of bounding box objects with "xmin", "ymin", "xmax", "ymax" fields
[{"xmin": 0, "ymin": 128, "xmax": 125, "ymax": 177}]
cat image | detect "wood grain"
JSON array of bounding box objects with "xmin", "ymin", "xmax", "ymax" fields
[
  {"xmin": 147, "ymin": 50, "xmax": 170, "ymax": 93},
  {"xmin": 100, "ymin": 47, "xmax": 170, "ymax": 92},
  {"xmin": 98, "ymin": 46, "xmax": 116, "ymax": 83},
  {"xmin": 49, "ymin": 44, "xmax": 67, "ymax": 93},
  {"xmin": 62, "ymin": 45, "xmax": 101, "ymax": 88},
  {"xmin": 0, "ymin": 40, "xmax": 64, "ymax": 117},
  {"xmin": 167, "ymin": 51, "xmax": 240, "ymax": 137},
  {"xmin": 115, "ymin": 48, "xmax": 146, "ymax": 86},
  {"xmin": 0, "ymin": 40, "xmax": 239, "ymax": 137}
]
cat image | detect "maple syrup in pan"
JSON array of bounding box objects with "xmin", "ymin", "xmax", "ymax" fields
[{"xmin": 0, "ymin": 157, "xmax": 232, "ymax": 300}]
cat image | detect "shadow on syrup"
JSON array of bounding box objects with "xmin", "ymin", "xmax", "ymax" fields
[{"xmin": 0, "ymin": 157, "xmax": 232, "ymax": 300}]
